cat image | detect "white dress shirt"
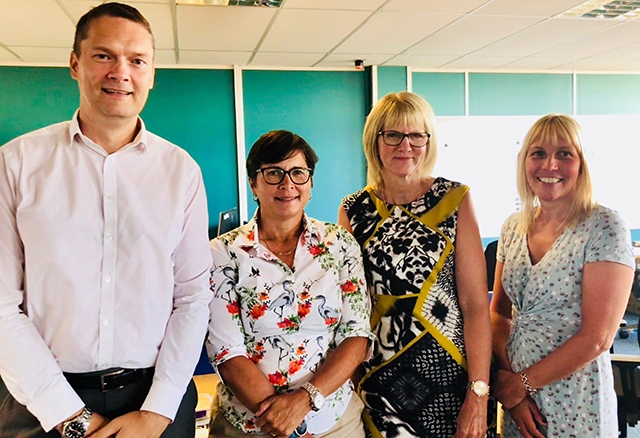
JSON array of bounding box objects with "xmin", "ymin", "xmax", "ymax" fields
[{"xmin": 0, "ymin": 112, "xmax": 212, "ymax": 431}]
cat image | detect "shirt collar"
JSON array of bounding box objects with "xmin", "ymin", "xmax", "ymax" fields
[
  {"xmin": 68, "ymin": 110, "xmax": 149, "ymax": 154},
  {"xmin": 235, "ymin": 209, "xmax": 322, "ymax": 250}
]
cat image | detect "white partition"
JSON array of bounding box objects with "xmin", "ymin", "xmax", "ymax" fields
[{"xmin": 434, "ymin": 115, "xmax": 640, "ymax": 238}]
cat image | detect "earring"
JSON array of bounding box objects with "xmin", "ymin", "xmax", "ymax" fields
[{"xmin": 252, "ymin": 193, "xmax": 258, "ymax": 202}]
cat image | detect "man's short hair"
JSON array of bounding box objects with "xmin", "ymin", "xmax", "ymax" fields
[{"xmin": 73, "ymin": 2, "xmax": 155, "ymax": 55}]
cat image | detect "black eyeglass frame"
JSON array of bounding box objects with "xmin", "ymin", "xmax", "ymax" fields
[
  {"xmin": 255, "ymin": 166, "xmax": 314, "ymax": 185},
  {"xmin": 378, "ymin": 130, "xmax": 431, "ymax": 147}
]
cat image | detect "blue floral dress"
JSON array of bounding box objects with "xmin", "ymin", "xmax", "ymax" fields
[{"xmin": 498, "ymin": 205, "xmax": 635, "ymax": 437}]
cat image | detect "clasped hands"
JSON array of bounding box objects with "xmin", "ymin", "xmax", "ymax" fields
[
  {"xmin": 58, "ymin": 410, "xmax": 171, "ymax": 438},
  {"xmin": 492, "ymin": 370, "xmax": 547, "ymax": 438},
  {"xmin": 254, "ymin": 390, "xmax": 312, "ymax": 437}
]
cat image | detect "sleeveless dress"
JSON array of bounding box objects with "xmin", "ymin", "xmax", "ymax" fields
[
  {"xmin": 343, "ymin": 177, "xmax": 485, "ymax": 438},
  {"xmin": 498, "ymin": 205, "xmax": 635, "ymax": 437}
]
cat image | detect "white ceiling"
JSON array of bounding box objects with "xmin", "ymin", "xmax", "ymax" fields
[{"xmin": 2, "ymin": 0, "xmax": 640, "ymax": 71}]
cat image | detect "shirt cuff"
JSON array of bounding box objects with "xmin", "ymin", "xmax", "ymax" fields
[
  {"xmin": 140, "ymin": 379, "xmax": 187, "ymax": 422},
  {"xmin": 27, "ymin": 377, "xmax": 84, "ymax": 432}
]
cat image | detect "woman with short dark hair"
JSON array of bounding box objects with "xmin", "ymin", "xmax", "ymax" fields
[{"xmin": 208, "ymin": 130, "xmax": 373, "ymax": 437}]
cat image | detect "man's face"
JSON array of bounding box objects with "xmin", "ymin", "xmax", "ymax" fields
[{"xmin": 70, "ymin": 16, "xmax": 155, "ymax": 125}]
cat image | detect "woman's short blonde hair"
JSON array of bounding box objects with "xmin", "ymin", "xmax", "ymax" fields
[
  {"xmin": 516, "ymin": 114, "xmax": 594, "ymax": 232},
  {"xmin": 363, "ymin": 92, "xmax": 438, "ymax": 189}
]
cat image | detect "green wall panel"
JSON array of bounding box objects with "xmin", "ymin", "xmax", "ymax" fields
[
  {"xmin": 377, "ymin": 66, "xmax": 407, "ymax": 98},
  {"xmin": 243, "ymin": 70, "xmax": 368, "ymax": 222},
  {"xmin": 469, "ymin": 73, "xmax": 573, "ymax": 116},
  {"xmin": 577, "ymin": 74, "xmax": 640, "ymax": 114},
  {"xmin": 142, "ymin": 69, "xmax": 237, "ymax": 232},
  {"xmin": 0, "ymin": 67, "xmax": 78, "ymax": 145},
  {"xmin": 412, "ymin": 72, "xmax": 465, "ymax": 116}
]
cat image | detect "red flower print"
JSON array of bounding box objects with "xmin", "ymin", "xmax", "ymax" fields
[
  {"xmin": 226, "ymin": 300, "xmax": 240, "ymax": 315},
  {"xmin": 268, "ymin": 370, "xmax": 287, "ymax": 386},
  {"xmin": 259, "ymin": 291, "xmax": 269, "ymax": 301},
  {"xmin": 250, "ymin": 352, "xmax": 263, "ymax": 364},
  {"xmin": 255, "ymin": 341, "xmax": 265, "ymax": 351},
  {"xmin": 250, "ymin": 303, "xmax": 268, "ymax": 320},
  {"xmin": 309, "ymin": 245, "xmax": 323, "ymax": 256},
  {"xmin": 298, "ymin": 302, "xmax": 312, "ymax": 318},
  {"xmin": 215, "ymin": 349, "xmax": 229, "ymax": 362},
  {"xmin": 289, "ymin": 359, "xmax": 305, "ymax": 375},
  {"xmin": 299, "ymin": 290, "xmax": 311, "ymax": 300},
  {"xmin": 277, "ymin": 318, "xmax": 298, "ymax": 330},
  {"xmin": 247, "ymin": 230, "xmax": 255, "ymax": 241},
  {"xmin": 324, "ymin": 316, "xmax": 339, "ymax": 326},
  {"xmin": 341, "ymin": 280, "xmax": 357, "ymax": 294},
  {"xmin": 296, "ymin": 345, "xmax": 306, "ymax": 355}
]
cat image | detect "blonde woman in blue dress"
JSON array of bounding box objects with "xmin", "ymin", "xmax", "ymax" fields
[{"xmin": 490, "ymin": 114, "xmax": 635, "ymax": 437}]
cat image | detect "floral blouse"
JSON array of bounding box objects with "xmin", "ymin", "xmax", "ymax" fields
[{"xmin": 207, "ymin": 212, "xmax": 374, "ymax": 434}]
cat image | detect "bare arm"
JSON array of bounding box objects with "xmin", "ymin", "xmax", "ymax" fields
[
  {"xmin": 454, "ymin": 193, "xmax": 492, "ymax": 438},
  {"xmin": 219, "ymin": 356, "xmax": 277, "ymax": 412},
  {"xmin": 489, "ymin": 261, "xmax": 513, "ymax": 372},
  {"xmin": 494, "ymin": 261, "xmax": 633, "ymax": 408},
  {"xmin": 337, "ymin": 205, "xmax": 354, "ymax": 234}
]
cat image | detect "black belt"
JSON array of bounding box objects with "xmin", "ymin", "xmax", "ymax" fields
[{"xmin": 64, "ymin": 367, "xmax": 154, "ymax": 392}]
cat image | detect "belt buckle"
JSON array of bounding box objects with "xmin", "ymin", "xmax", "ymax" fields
[{"xmin": 100, "ymin": 368, "xmax": 125, "ymax": 392}]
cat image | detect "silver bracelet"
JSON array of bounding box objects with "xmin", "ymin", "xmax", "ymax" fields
[{"xmin": 520, "ymin": 370, "xmax": 537, "ymax": 395}]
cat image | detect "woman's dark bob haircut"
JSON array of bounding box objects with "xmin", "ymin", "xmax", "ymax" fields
[{"xmin": 246, "ymin": 130, "xmax": 319, "ymax": 181}]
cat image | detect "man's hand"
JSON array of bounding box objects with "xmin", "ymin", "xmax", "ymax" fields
[
  {"xmin": 56, "ymin": 409, "xmax": 110, "ymax": 436},
  {"xmin": 508, "ymin": 397, "xmax": 547, "ymax": 438},
  {"xmin": 255, "ymin": 390, "xmax": 311, "ymax": 437},
  {"xmin": 87, "ymin": 411, "xmax": 171, "ymax": 438},
  {"xmin": 492, "ymin": 369, "xmax": 528, "ymax": 409}
]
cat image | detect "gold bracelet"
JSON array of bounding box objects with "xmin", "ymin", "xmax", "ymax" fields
[{"xmin": 520, "ymin": 370, "xmax": 537, "ymax": 395}]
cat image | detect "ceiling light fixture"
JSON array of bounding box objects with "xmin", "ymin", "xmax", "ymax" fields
[
  {"xmin": 559, "ymin": 0, "xmax": 640, "ymax": 20},
  {"xmin": 176, "ymin": 0, "xmax": 283, "ymax": 6}
]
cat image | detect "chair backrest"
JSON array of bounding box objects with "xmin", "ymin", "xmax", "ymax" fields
[{"xmin": 484, "ymin": 240, "xmax": 498, "ymax": 292}]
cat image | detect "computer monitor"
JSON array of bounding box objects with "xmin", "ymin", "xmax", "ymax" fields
[{"xmin": 217, "ymin": 207, "xmax": 239, "ymax": 236}]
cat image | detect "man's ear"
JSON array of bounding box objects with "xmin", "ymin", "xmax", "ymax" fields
[{"xmin": 70, "ymin": 51, "xmax": 79, "ymax": 80}]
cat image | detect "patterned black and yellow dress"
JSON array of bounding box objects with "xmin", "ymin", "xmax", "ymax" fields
[{"xmin": 342, "ymin": 177, "xmax": 478, "ymax": 438}]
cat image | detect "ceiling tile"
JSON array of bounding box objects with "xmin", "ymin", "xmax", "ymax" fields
[
  {"xmin": 283, "ymin": 0, "xmax": 385, "ymax": 11},
  {"xmin": 475, "ymin": 0, "xmax": 587, "ymax": 17},
  {"xmin": 604, "ymin": 60, "xmax": 640, "ymax": 71},
  {"xmin": 335, "ymin": 11, "xmax": 461, "ymax": 54},
  {"xmin": 533, "ymin": 20, "xmax": 640, "ymax": 61},
  {"xmin": 0, "ymin": 0, "xmax": 75, "ymax": 47},
  {"xmin": 317, "ymin": 52, "xmax": 395, "ymax": 67},
  {"xmin": 260, "ymin": 9, "xmax": 369, "ymax": 52},
  {"xmin": 472, "ymin": 17, "xmax": 619, "ymax": 58},
  {"xmin": 385, "ymin": 54, "xmax": 459, "ymax": 68},
  {"xmin": 179, "ymin": 50, "xmax": 252, "ymax": 65},
  {"xmin": 406, "ymin": 15, "xmax": 543, "ymax": 56},
  {"xmin": 251, "ymin": 52, "xmax": 323, "ymax": 66},
  {"xmin": 441, "ymin": 55, "xmax": 522, "ymax": 69},
  {"xmin": 0, "ymin": 46, "xmax": 20, "ymax": 62},
  {"xmin": 498, "ymin": 57, "xmax": 570, "ymax": 70},
  {"xmin": 9, "ymin": 46, "xmax": 71, "ymax": 64},
  {"xmin": 589, "ymin": 41, "xmax": 640, "ymax": 62},
  {"xmin": 177, "ymin": 5, "xmax": 275, "ymax": 51},
  {"xmin": 155, "ymin": 49, "xmax": 177, "ymax": 65},
  {"xmin": 63, "ymin": 1, "xmax": 175, "ymax": 50},
  {"xmin": 383, "ymin": 0, "xmax": 491, "ymax": 14},
  {"xmin": 551, "ymin": 57, "xmax": 624, "ymax": 71}
]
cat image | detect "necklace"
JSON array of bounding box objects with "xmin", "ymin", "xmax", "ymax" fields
[{"xmin": 262, "ymin": 239, "xmax": 296, "ymax": 256}]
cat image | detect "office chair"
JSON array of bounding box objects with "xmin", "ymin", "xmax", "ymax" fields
[
  {"xmin": 484, "ymin": 240, "xmax": 498, "ymax": 293},
  {"xmin": 612, "ymin": 354, "xmax": 640, "ymax": 437}
]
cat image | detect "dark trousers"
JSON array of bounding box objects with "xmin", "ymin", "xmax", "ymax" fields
[{"xmin": 0, "ymin": 374, "xmax": 197, "ymax": 438}]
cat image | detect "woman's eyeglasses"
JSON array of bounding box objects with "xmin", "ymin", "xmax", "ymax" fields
[
  {"xmin": 378, "ymin": 130, "xmax": 430, "ymax": 147},
  {"xmin": 256, "ymin": 167, "xmax": 313, "ymax": 185}
]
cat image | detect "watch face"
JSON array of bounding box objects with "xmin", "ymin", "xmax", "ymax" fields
[
  {"xmin": 313, "ymin": 393, "xmax": 325, "ymax": 409},
  {"xmin": 64, "ymin": 421, "xmax": 87, "ymax": 438},
  {"xmin": 472, "ymin": 380, "xmax": 489, "ymax": 396}
]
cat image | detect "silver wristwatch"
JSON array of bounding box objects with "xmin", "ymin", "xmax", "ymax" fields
[
  {"xmin": 62, "ymin": 407, "xmax": 93, "ymax": 438},
  {"xmin": 468, "ymin": 379, "xmax": 490, "ymax": 397},
  {"xmin": 302, "ymin": 381, "xmax": 325, "ymax": 411}
]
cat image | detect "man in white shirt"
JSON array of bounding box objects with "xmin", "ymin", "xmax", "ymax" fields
[{"xmin": 0, "ymin": 3, "xmax": 212, "ymax": 437}]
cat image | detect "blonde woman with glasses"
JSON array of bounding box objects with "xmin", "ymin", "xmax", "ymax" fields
[{"xmin": 339, "ymin": 92, "xmax": 493, "ymax": 438}]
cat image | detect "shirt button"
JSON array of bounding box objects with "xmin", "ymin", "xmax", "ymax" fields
[
  {"xmin": 105, "ymin": 277, "xmax": 112, "ymax": 283},
  {"xmin": 107, "ymin": 195, "xmax": 114, "ymax": 200},
  {"xmin": 106, "ymin": 234, "xmax": 113, "ymax": 240},
  {"xmin": 103, "ymin": 320, "xmax": 109, "ymax": 326}
]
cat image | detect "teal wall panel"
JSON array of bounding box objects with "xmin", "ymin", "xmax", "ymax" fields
[
  {"xmin": 469, "ymin": 73, "xmax": 573, "ymax": 116},
  {"xmin": 243, "ymin": 70, "xmax": 368, "ymax": 222},
  {"xmin": 577, "ymin": 74, "xmax": 640, "ymax": 114},
  {"xmin": 412, "ymin": 72, "xmax": 465, "ymax": 116},
  {"xmin": 377, "ymin": 66, "xmax": 407, "ymax": 98},
  {"xmin": 142, "ymin": 69, "xmax": 237, "ymax": 231},
  {"xmin": 0, "ymin": 67, "xmax": 78, "ymax": 144}
]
